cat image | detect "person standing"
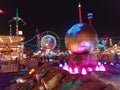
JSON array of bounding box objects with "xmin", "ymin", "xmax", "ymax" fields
[{"xmin": 114, "ymin": 53, "xmax": 119, "ymax": 64}]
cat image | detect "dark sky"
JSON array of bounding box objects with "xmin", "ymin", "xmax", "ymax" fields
[{"xmin": 0, "ymin": 0, "xmax": 120, "ymax": 43}]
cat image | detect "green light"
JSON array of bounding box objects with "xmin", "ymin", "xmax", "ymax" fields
[{"xmin": 16, "ymin": 8, "xmax": 19, "ymax": 25}]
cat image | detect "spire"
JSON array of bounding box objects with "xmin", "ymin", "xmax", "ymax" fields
[
  {"xmin": 87, "ymin": 13, "xmax": 93, "ymax": 26},
  {"xmin": 9, "ymin": 24, "xmax": 12, "ymax": 36},
  {"xmin": 78, "ymin": 2, "xmax": 82, "ymax": 23},
  {"xmin": 16, "ymin": 8, "xmax": 19, "ymax": 36}
]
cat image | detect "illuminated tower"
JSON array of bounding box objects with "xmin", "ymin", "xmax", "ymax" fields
[
  {"xmin": 87, "ymin": 13, "xmax": 93, "ymax": 26},
  {"xmin": 9, "ymin": 24, "xmax": 12, "ymax": 36},
  {"xmin": 78, "ymin": 2, "xmax": 82, "ymax": 23},
  {"xmin": 16, "ymin": 8, "xmax": 19, "ymax": 36}
]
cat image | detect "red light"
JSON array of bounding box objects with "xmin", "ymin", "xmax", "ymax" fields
[
  {"xmin": 103, "ymin": 37, "xmax": 108, "ymax": 40},
  {"xmin": 0, "ymin": 9, "xmax": 4, "ymax": 14}
]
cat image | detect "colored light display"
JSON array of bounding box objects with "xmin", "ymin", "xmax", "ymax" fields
[
  {"xmin": 65, "ymin": 23, "xmax": 98, "ymax": 54},
  {"xmin": 16, "ymin": 8, "xmax": 19, "ymax": 36},
  {"xmin": 67, "ymin": 23, "xmax": 84, "ymax": 36},
  {"xmin": 41, "ymin": 35, "xmax": 57, "ymax": 50},
  {"xmin": 61, "ymin": 63, "xmax": 106, "ymax": 75}
]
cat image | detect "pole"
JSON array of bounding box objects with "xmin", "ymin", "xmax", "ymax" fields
[
  {"xmin": 9, "ymin": 24, "xmax": 12, "ymax": 36},
  {"xmin": 78, "ymin": 2, "xmax": 82, "ymax": 23},
  {"xmin": 87, "ymin": 13, "xmax": 93, "ymax": 26},
  {"xmin": 16, "ymin": 8, "xmax": 19, "ymax": 36}
]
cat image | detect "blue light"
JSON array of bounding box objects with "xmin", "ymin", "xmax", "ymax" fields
[
  {"xmin": 104, "ymin": 62, "xmax": 107, "ymax": 64},
  {"xmin": 98, "ymin": 61, "xmax": 102, "ymax": 65},
  {"xmin": 67, "ymin": 23, "xmax": 85, "ymax": 36},
  {"xmin": 16, "ymin": 8, "xmax": 18, "ymax": 12}
]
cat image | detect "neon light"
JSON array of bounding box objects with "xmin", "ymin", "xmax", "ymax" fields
[
  {"xmin": 16, "ymin": 8, "xmax": 19, "ymax": 35},
  {"xmin": 41, "ymin": 35, "xmax": 57, "ymax": 49},
  {"xmin": 67, "ymin": 23, "xmax": 85, "ymax": 36}
]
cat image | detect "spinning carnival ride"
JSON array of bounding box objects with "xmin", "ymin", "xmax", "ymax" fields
[
  {"xmin": 25, "ymin": 31, "xmax": 60, "ymax": 51},
  {"xmin": 40, "ymin": 31, "xmax": 60, "ymax": 50}
]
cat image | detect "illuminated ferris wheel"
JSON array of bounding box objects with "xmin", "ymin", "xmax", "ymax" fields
[{"xmin": 40, "ymin": 31, "xmax": 60, "ymax": 50}]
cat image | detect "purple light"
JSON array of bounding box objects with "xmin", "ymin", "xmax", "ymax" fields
[{"xmin": 110, "ymin": 62, "xmax": 114, "ymax": 66}]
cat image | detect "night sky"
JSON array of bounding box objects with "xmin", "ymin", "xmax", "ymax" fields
[{"xmin": 0, "ymin": 0, "xmax": 120, "ymax": 43}]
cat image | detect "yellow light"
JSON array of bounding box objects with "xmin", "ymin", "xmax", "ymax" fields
[
  {"xmin": 9, "ymin": 36, "xmax": 13, "ymax": 43},
  {"xmin": 0, "ymin": 38, "xmax": 3, "ymax": 42},
  {"xmin": 109, "ymin": 38, "xmax": 113, "ymax": 46},
  {"xmin": 29, "ymin": 68, "xmax": 36, "ymax": 75}
]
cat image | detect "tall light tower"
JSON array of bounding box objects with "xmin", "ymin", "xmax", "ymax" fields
[
  {"xmin": 9, "ymin": 24, "xmax": 12, "ymax": 36},
  {"xmin": 87, "ymin": 13, "xmax": 93, "ymax": 26},
  {"xmin": 8, "ymin": 8, "xmax": 26, "ymax": 36},
  {"xmin": 16, "ymin": 8, "xmax": 19, "ymax": 36},
  {"xmin": 78, "ymin": 2, "xmax": 82, "ymax": 23}
]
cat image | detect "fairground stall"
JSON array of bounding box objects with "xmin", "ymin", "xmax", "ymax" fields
[{"xmin": 0, "ymin": 35, "xmax": 24, "ymax": 72}]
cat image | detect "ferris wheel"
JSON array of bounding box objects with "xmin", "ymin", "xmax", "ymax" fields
[{"xmin": 40, "ymin": 31, "xmax": 60, "ymax": 50}]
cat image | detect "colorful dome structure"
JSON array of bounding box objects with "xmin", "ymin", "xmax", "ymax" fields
[
  {"xmin": 62, "ymin": 3, "xmax": 103, "ymax": 75},
  {"xmin": 65, "ymin": 23, "xmax": 98, "ymax": 54}
]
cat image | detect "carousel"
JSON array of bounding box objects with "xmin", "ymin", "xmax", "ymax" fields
[
  {"xmin": 0, "ymin": 35, "xmax": 25, "ymax": 72},
  {"xmin": 0, "ymin": 35, "xmax": 24, "ymax": 61}
]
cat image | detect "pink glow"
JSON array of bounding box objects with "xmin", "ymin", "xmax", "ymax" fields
[
  {"xmin": 99, "ymin": 64, "xmax": 106, "ymax": 71},
  {"xmin": 0, "ymin": 10, "xmax": 4, "ymax": 14},
  {"xmin": 74, "ymin": 47, "xmax": 88, "ymax": 53},
  {"xmin": 69, "ymin": 67, "xmax": 73, "ymax": 74},
  {"xmin": 95, "ymin": 65, "xmax": 106, "ymax": 72},
  {"xmin": 81, "ymin": 68, "xmax": 87, "ymax": 75},
  {"xmin": 63, "ymin": 65, "xmax": 69, "ymax": 71},
  {"xmin": 74, "ymin": 67, "xmax": 79, "ymax": 74},
  {"xmin": 88, "ymin": 67, "xmax": 93, "ymax": 72},
  {"xmin": 95, "ymin": 66, "xmax": 100, "ymax": 71},
  {"xmin": 61, "ymin": 60, "xmax": 106, "ymax": 75}
]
